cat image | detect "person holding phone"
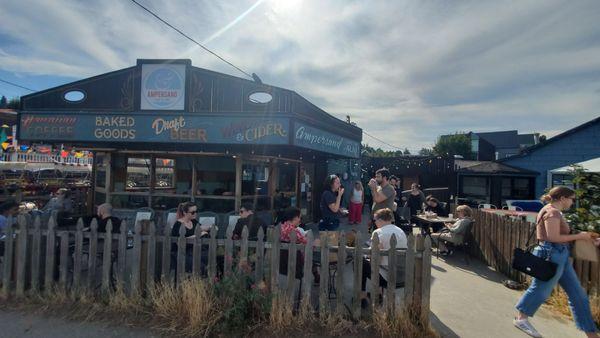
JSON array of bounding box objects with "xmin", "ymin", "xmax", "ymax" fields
[{"xmin": 319, "ymin": 174, "xmax": 344, "ymax": 231}]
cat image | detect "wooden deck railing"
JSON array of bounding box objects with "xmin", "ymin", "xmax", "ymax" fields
[
  {"xmin": 469, "ymin": 210, "xmax": 600, "ymax": 296},
  {"xmin": 1, "ymin": 215, "xmax": 432, "ymax": 320}
]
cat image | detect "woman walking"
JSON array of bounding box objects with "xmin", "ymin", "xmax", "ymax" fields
[
  {"xmin": 349, "ymin": 181, "xmax": 364, "ymax": 224},
  {"xmin": 514, "ymin": 186, "xmax": 598, "ymax": 337}
]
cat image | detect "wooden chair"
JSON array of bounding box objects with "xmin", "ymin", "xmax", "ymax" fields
[
  {"xmin": 435, "ymin": 220, "xmax": 474, "ymax": 264},
  {"xmin": 197, "ymin": 211, "xmax": 218, "ymax": 232}
]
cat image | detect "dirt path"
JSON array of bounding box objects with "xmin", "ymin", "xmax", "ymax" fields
[{"xmin": 0, "ymin": 309, "xmax": 157, "ymax": 338}]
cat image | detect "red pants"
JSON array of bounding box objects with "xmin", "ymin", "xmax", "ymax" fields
[{"xmin": 349, "ymin": 202, "xmax": 363, "ymax": 223}]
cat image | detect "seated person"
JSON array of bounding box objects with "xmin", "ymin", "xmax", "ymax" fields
[
  {"xmin": 171, "ymin": 202, "xmax": 208, "ymax": 273},
  {"xmin": 232, "ymin": 203, "xmax": 267, "ymax": 240},
  {"xmin": 431, "ymin": 205, "xmax": 473, "ymax": 255},
  {"xmin": 0, "ymin": 201, "xmax": 19, "ymax": 254},
  {"xmin": 0, "ymin": 200, "xmax": 19, "ymax": 233},
  {"xmin": 96, "ymin": 203, "xmax": 121, "ymax": 232},
  {"xmin": 42, "ymin": 188, "xmax": 73, "ymax": 214},
  {"xmin": 279, "ymin": 207, "xmax": 319, "ymax": 282},
  {"xmin": 424, "ymin": 196, "xmax": 448, "ymax": 217},
  {"xmin": 361, "ymin": 208, "xmax": 408, "ymax": 307}
]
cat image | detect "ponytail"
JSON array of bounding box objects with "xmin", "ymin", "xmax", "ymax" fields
[
  {"xmin": 177, "ymin": 201, "xmax": 195, "ymax": 218},
  {"xmin": 540, "ymin": 186, "xmax": 575, "ymax": 204}
]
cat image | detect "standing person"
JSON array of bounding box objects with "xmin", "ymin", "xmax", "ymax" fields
[
  {"xmin": 513, "ymin": 186, "xmax": 599, "ymax": 338},
  {"xmin": 348, "ymin": 181, "xmax": 364, "ymax": 225},
  {"xmin": 319, "ymin": 174, "xmax": 344, "ymax": 231},
  {"xmin": 405, "ymin": 183, "xmax": 426, "ymax": 216},
  {"xmin": 389, "ymin": 175, "xmax": 403, "ymax": 224},
  {"xmin": 368, "ymin": 168, "xmax": 396, "ymax": 227}
]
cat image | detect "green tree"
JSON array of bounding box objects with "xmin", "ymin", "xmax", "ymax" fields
[
  {"xmin": 7, "ymin": 97, "xmax": 20, "ymax": 109},
  {"xmin": 403, "ymin": 148, "xmax": 411, "ymax": 155},
  {"xmin": 433, "ymin": 133, "xmax": 471, "ymax": 159},
  {"xmin": 0, "ymin": 96, "xmax": 7, "ymax": 108},
  {"xmin": 564, "ymin": 165, "xmax": 600, "ymax": 233},
  {"xmin": 419, "ymin": 148, "xmax": 434, "ymax": 156}
]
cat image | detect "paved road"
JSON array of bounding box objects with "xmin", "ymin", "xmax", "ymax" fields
[
  {"xmin": 0, "ymin": 310, "xmax": 156, "ymax": 338},
  {"xmin": 430, "ymin": 253, "xmax": 583, "ymax": 338}
]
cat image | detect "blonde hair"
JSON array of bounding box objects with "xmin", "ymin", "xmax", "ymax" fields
[
  {"xmin": 354, "ymin": 181, "xmax": 363, "ymax": 191},
  {"xmin": 541, "ymin": 186, "xmax": 575, "ymax": 203},
  {"xmin": 374, "ymin": 208, "xmax": 394, "ymax": 222},
  {"xmin": 456, "ymin": 205, "xmax": 472, "ymax": 218}
]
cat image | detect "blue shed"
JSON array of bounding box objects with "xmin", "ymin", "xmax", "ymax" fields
[{"xmin": 500, "ymin": 116, "xmax": 600, "ymax": 197}]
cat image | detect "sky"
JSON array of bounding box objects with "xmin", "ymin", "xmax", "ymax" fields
[{"xmin": 1, "ymin": 0, "xmax": 599, "ymax": 152}]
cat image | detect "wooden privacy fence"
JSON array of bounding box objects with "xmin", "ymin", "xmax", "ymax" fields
[
  {"xmin": 0, "ymin": 215, "xmax": 432, "ymax": 320},
  {"xmin": 468, "ymin": 210, "xmax": 600, "ymax": 296}
]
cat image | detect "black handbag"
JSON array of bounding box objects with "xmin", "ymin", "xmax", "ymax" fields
[{"xmin": 511, "ymin": 212, "xmax": 557, "ymax": 281}]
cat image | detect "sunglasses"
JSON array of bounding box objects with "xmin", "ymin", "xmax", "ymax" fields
[{"xmin": 188, "ymin": 210, "xmax": 197, "ymax": 215}]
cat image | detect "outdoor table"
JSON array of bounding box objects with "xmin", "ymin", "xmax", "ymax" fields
[{"xmin": 414, "ymin": 215, "xmax": 457, "ymax": 234}]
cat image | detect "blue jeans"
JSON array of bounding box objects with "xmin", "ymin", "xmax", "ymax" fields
[{"xmin": 515, "ymin": 242, "xmax": 597, "ymax": 332}]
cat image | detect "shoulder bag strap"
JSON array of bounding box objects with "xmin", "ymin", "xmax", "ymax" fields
[{"xmin": 524, "ymin": 210, "xmax": 546, "ymax": 250}]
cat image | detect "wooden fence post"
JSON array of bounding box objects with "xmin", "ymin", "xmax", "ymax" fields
[
  {"xmin": 73, "ymin": 219, "xmax": 84, "ymax": 290},
  {"xmin": 352, "ymin": 231, "xmax": 363, "ymax": 319},
  {"xmin": 101, "ymin": 220, "xmax": 113, "ymax": 295},
  {"xmin": 404, "ymin": 234, "xmax": 415, "ymax": 308},
  {"xmin": 386, "ymin": 235, "xmax": 398, "ymax": 314},
  {"xmin": 161, "ymin": 223, "xmax": 172, "ymax": 284},
  {"xmin": 255, "ymin": 229, "xmax": 265, "ymax": 282},
  {"xmin": 370, "ymin": 233, "xmax": 381, "ymax": 315},
  {"xmin": 421, "ymin": 236, "xmax": 432, "ymax": 321},
  {"xmin": 15, "ymin": 216, "xmax": 28, "ymax": 297},
  {"xmin": 44, "ymin": 218, "xmax": 56, "ymax": 292},
  {"xmin": 286, "ymin": 231, "xmax": 298, "ymax": 303},
  {"xmin": 192, "ymin": 225, "xmax": 203, "ymax": 277},
  {"xmin": 336, "ymin": 231, "xmax": 346, "ymax": 316},
  {"xmin": 240, "ymin": 226, "xmax": 249, "ymax": 266},
  {"xmin": 208, "ymin": 226, "xmax": 217, "ymax": 280},
  {"xmin": 302, "ymin": 231, "xmax": 314, "ymax": 309},
  {"xmin": 176, "ymin": 224, "xmax": 186, "ymax": 285},
  {"xmin": 59, "ymin": 231, "xmax": 69, "ymax": 290},
  {"xmin": 146, "ymin": 222, "xmax": 156, "ymax": 290},
  {"xmin": 117, "ymin": 221, "xmax": 127, "ymax": 291},
  {"xmin": 318, "ymin": 232, "xmax": 329, "ymax": 315},
  {"xmin": 270, "ymin": 226, "xmax": 281, "ymax": 294},
  {"xmin": 2, "ymin": 223, "xmax": 15, "ymax": 297},
  {"xmin": 224, "ymin": 229, "xmax": 234, "ymax": 277},
  {"xmin": 87, "ymin": 219, "xmax": 99, "ymax": 290},
  {"xmin": 413, "ymin": 234, "xmax": 424, "ymax": 311},
  {"xmin": 30, "ymin": 216, "xmax": 42, "ymax": 294},
  {"xmin": 131, "ymin": 222, "xmax": 142, "ymax": 295}
]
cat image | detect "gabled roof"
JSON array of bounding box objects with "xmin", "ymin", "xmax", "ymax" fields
[
  {"xmin": 499, "ymin": 116, "xmax": 600, "ymax": 161},
  {"xmin": 457, "ymin": 161, "xmax": 539, "ymax": 176}
]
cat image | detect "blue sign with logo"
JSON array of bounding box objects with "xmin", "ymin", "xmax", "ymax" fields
[
  {"xmin": 19, "ymin": 112, "xmax": 289, "ymax": 145},
  {"xmin": 293, "ymin": 122, "xmax": 360, "ymax": 158},
  {"xmin": 141, "ymin": 64, "xmax": 186, "ymax": 110}
]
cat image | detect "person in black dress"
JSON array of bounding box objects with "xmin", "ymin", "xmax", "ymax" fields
[
  {"xmin": 171, "ymin": 202, "xmax": 207, "ymax": 273},
  {"xmin": 405, "ymin": 183, "xmax": 426, "ymax": 216},
  {"xmin": 319, "ymin": 174, "xmax": 344, "ymax": 231},
  {"xmin": 424, "ymin": 196, "xmax": 448, "ymax": 233}
]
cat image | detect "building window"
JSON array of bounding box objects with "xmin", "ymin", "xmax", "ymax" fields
[
  {"xmin": 125, "ymin": 157, "xmax": 151, "ymax": 192},
  {"xmin": 155, "ymin": 158, "xmax": 175, "ymax": 192},
  {"xmin": 462, "ymin": 176, "xmax": 488, "ymax": 199},
  {"xmin": 552, "ymin": 174, "xmax": 574, "ymax": 188},
  {"xmin": 242, "ymin": 160, "xmax": 270, "ymax": 196},
  {"xmin": 194, "ymin": 157, "xmax": 235, "ymax": 196}
]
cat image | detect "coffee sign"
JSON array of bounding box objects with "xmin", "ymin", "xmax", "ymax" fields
[{"xmin": 141, "ymin": 64, "xmax": 186, "ymax": 110}]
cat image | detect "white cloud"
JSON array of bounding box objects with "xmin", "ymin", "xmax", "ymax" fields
[{"xmin": 0, "ymin": 0, "xmax": 599, "ymax": 152}]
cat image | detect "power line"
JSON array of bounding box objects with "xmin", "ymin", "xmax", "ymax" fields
[
  {"xmin": 0, "ymin": 78, "xmax": 36, "ymax": 92},
  {"xmin": 129, "ymin": 0, "xmax": 254, "ymax": 80}
]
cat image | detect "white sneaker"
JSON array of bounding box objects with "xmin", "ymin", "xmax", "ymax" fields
[{"xmin": 513, "ymin": 318, "xmax": 543, "ymax": 338}]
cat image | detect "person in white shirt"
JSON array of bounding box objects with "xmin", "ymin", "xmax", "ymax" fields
[{"xmin": 360, "ymin": 208, "xmax": 408, "ymax": 307}]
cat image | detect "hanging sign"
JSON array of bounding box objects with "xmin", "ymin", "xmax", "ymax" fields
[{"xmin": 141, "ymin": 64, "xmax": 186, "ymax": 110}]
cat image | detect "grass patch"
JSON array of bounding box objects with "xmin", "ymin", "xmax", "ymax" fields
[{"xmin": 1, "ymin": 278, "xmax": 436, "ymax": 337}]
